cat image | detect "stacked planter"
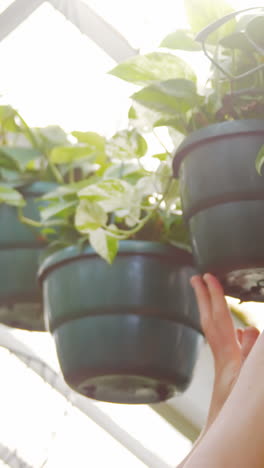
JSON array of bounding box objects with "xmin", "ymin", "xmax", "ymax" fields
[
  {"xmin": 173, "ymin": 119, "xmax": 264, "ymax": 302},
  {"xmin": 0, "ymin": 182, "xmax": 55, "ymax": 331},
  {"xmin": 39, "ymin": 241, "xmax": 203, "ymax": 404}
]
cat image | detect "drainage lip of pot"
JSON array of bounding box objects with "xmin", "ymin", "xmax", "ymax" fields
[
  {"xmin": 189, "ymin": 199, "xmax": 264, "ymax": 302},
  {"xmin": 39, "ymin": 241, "xmax": 202, "ymax": 404},
  {"xmin": 54, "ymin": 316, "xmax": 202, "ymax": 404}
]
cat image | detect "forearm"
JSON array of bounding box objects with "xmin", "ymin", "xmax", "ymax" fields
[
  {"xmin": 176, "ymin": 430, "xmax": 206, "ymax": 467},
  {"xmin": 185, "ymin": 332, "xmax": 264, "ymax": 468},
  {"xmin": 176, "ymin": 372, "xmax": 230, "ymax": 467}
]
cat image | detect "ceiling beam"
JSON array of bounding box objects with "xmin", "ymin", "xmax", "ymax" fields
[
  {"xmin": 0, "ymin": 0, "xmax": 45, "ymax": 41},
  {"xmin": 0, "ymin": 442, "xmax": 33, "ymax": 468},
  {"xmin": 0, "ymin": 0, "xmax": 137, "ymax": 62},
  {"xmin": 151, "ymin": 403, "xmax": 200, "ymax": 443},
  {"xmin": 49, "ymin": 0, "xmax": 138, "ymax": 62}
]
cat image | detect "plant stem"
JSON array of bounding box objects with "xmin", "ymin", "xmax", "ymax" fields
[
  {"xmin": 16, "ymin": 111, "xmax": 64, "ymax": 184},
  {"xmin": 69, "ymin": 166, "xmax": 74, "ymax": 183},
  {"xmin": 17, "ymin": 206, "xmax": 42, "ymax": 228},
  {"xmin": 106, "ymin": 176, "xmax": 174, "ymax": 240},
  {"xmin": 153, "ymin": 129, "xmax": 171, "ymax": 155}
]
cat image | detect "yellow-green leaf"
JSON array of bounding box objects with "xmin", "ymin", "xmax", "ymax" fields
[
  {"xmin": 256, "ymin": 144, "xmax": 264, "ymax": 175},
  {"xmin": 89, "ymin": 228, "xmax": 118, "ymax": 263},
  {"xmin": 109, "ymin": 52, "xmax": 196, "ymax": 85},
  {"xmin": 75, "ymin": 200, "xmax": 107, "ymax": 232}
]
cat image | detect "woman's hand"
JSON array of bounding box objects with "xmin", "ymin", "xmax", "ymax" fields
[
  {"xmin": 190, "ymin": 273, "xmax": 259, "ymax": 429},
  {"xmin": 177, "ymin": 273, "xmax": 259, "ymax": 467}
]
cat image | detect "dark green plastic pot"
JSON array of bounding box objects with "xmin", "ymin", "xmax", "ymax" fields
[
  {"xmin": 173, "ymin": 119, "xmax": 264, "ymax": 301},
  {"xmin": 0, "ymin": 182, "xmax": 56, "ymax": 330},
  {"xmin": 39, "ymin": 241, "xmax": 203, "ymax": 404}
]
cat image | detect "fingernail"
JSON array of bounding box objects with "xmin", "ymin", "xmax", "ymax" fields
[
  {"xmin": 190, "ymin": 276, "xmax": 196, "ymax": 287},
  {"xmin": 203, "ymin": 273, "xmax": 211, "ymax": 280}
]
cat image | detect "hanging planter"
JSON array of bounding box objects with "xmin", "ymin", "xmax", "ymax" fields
[
  {"xmin": 38, "ymin": 241, "xmax": 202, "ymax": 404},
  {"xmin": 0, "ymin": 182, "xmax": 56, "ymax": 330},
  {"xmin": 173, "ymin": 119, "xmax": 264, "ymax": 302}
]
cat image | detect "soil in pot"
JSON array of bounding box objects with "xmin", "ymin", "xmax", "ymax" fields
[
  {"xmin": 38, "ymin": 241, "xmax": 203, "ymax": 404},
  {"xmin": 0, "ymin": 182, "xmax": 56, "ymax": 331},
  {"xmin": 173, "ymin": 119, "xmax": 264, "ymax": 302}
]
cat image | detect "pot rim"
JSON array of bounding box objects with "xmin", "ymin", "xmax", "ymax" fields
[
  {"xmin": 173, "ymin": 119, "xmax": 264, "ymax": 176},
  {"xmin": 38, "ymin": 240, "xmax": 194, "ymax": 283}
]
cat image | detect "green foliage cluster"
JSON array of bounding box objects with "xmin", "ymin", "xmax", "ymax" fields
[{"xmin": 1, "ymin": 2, "xmax": 264, "ymax": 262}]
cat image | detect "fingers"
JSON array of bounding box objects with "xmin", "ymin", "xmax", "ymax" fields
[
  {"xmin": 190, "ymin": 275, "xmax": 211, "ymax": 332},
  {"xmin": 203, "ymin": 274, "xmax": 231, "ymax": 323},
  {"xmin": 203, "ymin": 273, "xmax": 238, "ymax": 344},
  {"xmin": 190, "ymin": 274, "xmax": 220, "ymax": 358},
  {"xmin": 190, "ymin": 273, "xmax": 240, "ymax": 363},
  {"xmin": 241, "ymin": 327, "xmax": 260, "ymax": 361}
]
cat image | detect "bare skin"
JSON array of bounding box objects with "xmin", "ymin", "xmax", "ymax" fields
[
  {"xmin": 177, "ymin": 273, "xmax": 259, "ymax": 467},
  {"xmin": 184, "ymin": 275, "xmax": 264, "ymax": 467}
]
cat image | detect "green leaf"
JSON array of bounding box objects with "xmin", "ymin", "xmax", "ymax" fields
[
  {"xmin": 236, "ymin": 13, "xmax": 261, "ymax": 32},
  {"xmin": 165, "ymin": 213, "xmax": 191, "ymax": 252},
  {"xmin": 154, "ymin": 115, "xmax": 188, "ymax": 134},
  {"xmin": 103, "ymin": 161, "xmax": 143, "ymax": 180},
  {"xmin": 109, "ymin": 52, "xmax": 196, "ymax": 85},
  {"xmin": 0, "ymin": 147, "xmax": 42, "ymax": 171},
  {"xmin": 136, "ymin": 175, "xmax": 156, "ymax": 196},
  {"xmin": 256, "ymin": 145, "xmax": 264, "ymax": 175},
  {"xmin": 32, "ymin": 126, "xmax": 69, "ymax": 152},
  {"xmin": 0, "ymin": 185, "xmax": 25, "ymax": 206},
  {"xmin": 128, "ymin": 106, "xmax": 137, "ymax": 119},
  {"xmin": 75, "ymin": 200, "xmax": 107, "ymax": 232},
  {"xmin": 78, "ymin": 179, "xmax": 134, "ymax": 212},
  {"xmin": 184, "ymin": 0, "xmax": 235, "ymax": 44},
  {"xmin": 160, "ymin": 29, "xmax": 201, "ymax": 51},
  {"xmin": 41, "ymin": 185, "xmax": 79, "ymax": 201},
  {"xmin": 168, "ymin": 127, "xmax": 186, "ymax": 147},
  {"xmin": 89, "ymin": 228, "xmax": 118, "ymax": 263},
  {"xmin": 41, "ymin": 176, "xmax": 99, "ymax": 201},
  {"xmin": 128, "ymin": 102, "xmax": 187, "ymax": 133},
  {"xmin": 72, "ymin": 131, "xmax": 105, "ymax": 151},
  {"xmin": 106, "ymin": 129, "xmax": 148, "ymax": 159},
  {"xmin": 0, "ymin": 105, "xmax": 20, "ymax": 132},
  {"xmin": 219, "ymin": 31, "xmax": 254, "ymax": 51},
  {"xmin": 152, "ymin": 153, "xmax": 168, "ymax": 161},
  {"xmin": 163, "ymin": 179, "xmax": 180, "ymax": 206},
  {"xmin": 40, "ymin": 200, "xmax": 77, "ymax": 221},
  {"xmin": 155, "ymin": 162, "xmax": 173, "ymax": 193},
  {"xmin": 135, "ymin": 163, "xmax": 173, "ymax": 198},
  {"xmin": 49, "ymin": 146, "xmax": 96, "ymax": 164},
  {"xmin": 128, "ymin": 103, "xmax": 164, "ymax": 132},
  {"xmin": 246, "ymin": 15, "xmax": 264, "ymax": 50},
  {"xmin": 132, "ymin": 79, "xmax": 201, "ymax": 115},
  {"xmin": 0, "ymin": 150, "xmax": 19, "ymax": 171}
]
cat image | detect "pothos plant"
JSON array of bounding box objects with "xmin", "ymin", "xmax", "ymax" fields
[
  {"xmin": 34, "ymin": 2, "xmax": 264, "ymax": 263},
  {"xmin": 0, "ymin": 104, "xmax": 110, "ymax": 228},
  {"xmin": 0, "ymin": 104, "xmax": 66, "ymax": 208},
  {"xmin": 107, "ymin": 2, "xmax": 264, "ymax": 147},
  {"xmin": 36, "ymin": 127, "xmax": 189, "ymax": 263}
]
